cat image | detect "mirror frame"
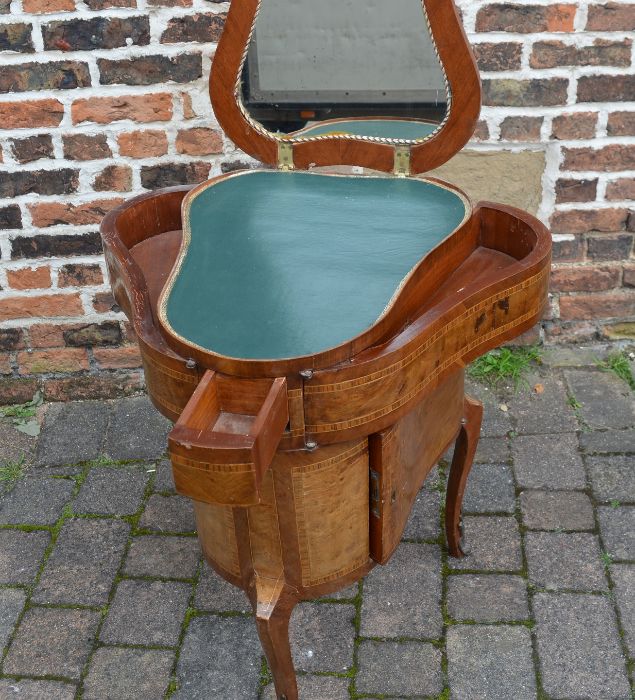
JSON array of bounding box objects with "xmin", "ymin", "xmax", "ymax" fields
[{"xmin": 210, "ymin": 0, "xmax": 481, "ymax": 174}]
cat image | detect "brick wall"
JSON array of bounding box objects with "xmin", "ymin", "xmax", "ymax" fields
[{"xmin": 0, "ymin": 0, "xmax": 633, "ymax": 403}]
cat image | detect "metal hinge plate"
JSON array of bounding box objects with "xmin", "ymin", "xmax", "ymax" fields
[
  {"xmin": 393, "ymin": 146, "xmax": 411, "ymax": 178},
  {"xmin": 278, "ymin": 141, "xmax": 294, "ymax": 171},
  {"xmin": 370, "ymin": 469, "xmax": 381, "ymax": 518}
]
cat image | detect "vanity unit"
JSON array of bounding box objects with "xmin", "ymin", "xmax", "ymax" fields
[{"xmin": 101, "ymin": 0, "xmax": 551, "ymax": 696}]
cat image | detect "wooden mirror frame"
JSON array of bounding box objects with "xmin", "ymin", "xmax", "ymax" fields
[{"xmin": 210, "ymin": 0, "xmax": 481, "ymax": 174}]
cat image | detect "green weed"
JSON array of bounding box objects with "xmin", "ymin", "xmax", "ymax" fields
[
  {"xmin": 0, "ymin": 456, "xmax": 25, "ymax": 485},
  {"xmin": 596, "ymin": 351, "xmax": 635, "ymax": 390},
  {"xmin": 0, "ymin": 391, "xmax": 43, "ymax": 436},
  {"xmin": 467, "ymin": 345, "xmax": 542, "ymax": 390}
]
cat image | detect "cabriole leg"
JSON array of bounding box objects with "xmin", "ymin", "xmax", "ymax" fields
[{"xmin": 446, "ymin": 395, "xmax": 483, "ymax": 557}]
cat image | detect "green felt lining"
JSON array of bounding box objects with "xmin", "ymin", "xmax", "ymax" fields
[
  {"xmin": 165, "ymin": 171, "xmax": 467, "ymax": 360},
  {"xmin": 292, "ymin": 118, "xmax": 439, "ymax": 140}
]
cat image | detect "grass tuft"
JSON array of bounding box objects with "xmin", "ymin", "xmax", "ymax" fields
[
  {"xmin": 467, "ymin": 345, "xmax": 542, "ymax": 390},
  {"xmin": 596, "ymin": 351, "xmax": 635, "ymax": 390}
]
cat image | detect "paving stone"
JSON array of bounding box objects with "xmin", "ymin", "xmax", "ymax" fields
[
  {"xmin": 105, "ymin": 396, "xmax": 171, "ymax": 461},
  {"xmin": 138, "ymin": 494, "xmax": 195, "ymax": 533},
  {"xmin": 542, "ymin": 345, "xmax": 601, "ymax": 368},
  {"xmin": 598, "ymin": 506, "xmax": 635, "ymax": 561},
  {"xmin": 508, "ymin": 373, "xmax": 577, "ymax": 434},
  {"xmin": 587, "ymin": 456, "xmax": 635, "ymax": 502},
  {"xmin": 520, "ymin": 489, "xmax": 595, "ymax": 530},
  {"xmin": 475, "ymin": 436, "xmax": 510, "ymax": 463},
  {"xmin": 100, "ymin": 579, "xmax": 191, "ymax": 646},
  {"xmin": 357, "ymin": 640, "xmax": 442, "ymax": 696},
  {"xmin": 175, "ymin": 615, "xmax": 261, "ymax": 699},
  {"xmin": 124, "ymin": 535, "xmax": 200, "ymax": 579},
  {"xmin": 447, "ymin": 574, "xmax": 529, "ymax": 622},
  {"xmin": 194, "ymin": 565, "xmax": 250, "ymax": 612},
  {"xmin": 361, "ymin": 543, "xmax": 442, "ymax": 638},
  {"xmin": 0, "ymin": 679, "xmax": 76, "ymax": 699},
  {"xmin": 0, "ymin": 530, "xmax": 49, "ymax": 584},
  {"xmin": 423, "ymin": 464, "xmax": 441, "ymax": 489},
  {"xmin": 525, "ymin": 532, "xmax": 607, "ymax": 591},
  {"xmin": 512, "ymin": 433, "xmax": 586, "ymax": 489},
  {"xmin": 153, "ymin": 457, "xmax": 175, "ymax": 492},
  {"xmin": 0, "ymin": 417, "xmax": 37, "ymax": 472},
  {"xmin": 290, "ymin": 603, "xmax": 355, "ymax": 673},
  {"xmin": 402, "ymin": 489, "xmax": 440, "ymax": 540},
  {"xmin": 35, "ymin": 400, "xmax": 109, "ymax": 467},
  {"xmin": 447, "ymin": 625, "xmax": 536, "ymax": 700},
  {"xmin": 0, "ymin": 588, "xmax": 26, "ymax": 649},
  {"xmin": 83, "ymin": 646, "xmax": 174, "ymax": 700},
  {"xmin": 463, "ymin": 463, "xmax": 516, "ymax": 514},
  {"xmin": 3, "ymin": 607, "xmax": 100, "ymax": 680},
  {"xmin": 73, "ymin": 465, "xmax": 149, "ymax": 515},
  {"xmin": 451, "ymin": 516, "xmax": 522, "ymax": 572},
  {"xmin": 534, "ymin": 592, "xmax": 630, "ymax": 699},
  {"xmin": 262, "ymin": 675, "xmax": 349, "ymax": 699},
  {"xmin": 611, "ymin": 564, "xmax": 635, "ymax": 656},
  {"xmin": 33, "ymin": 518, "xmax": 129, "ymax": 606},
  {"xmin": 319, "ymin": 583, "xmax": 358, "ymax": 601},
  {"xmin": 580, "ymin": 429, "xmax": 635, "ymax": 454},
  {"xmin": 465, "ymin": 380, "xmax": 511, "ymax": 437},
  {"xmin": 0, "ymin": 475, "xmax": 74, "ymax": 525},
  {"xmin": 564, "ymin": 369, "xmax": 635, "ymax": 430}
]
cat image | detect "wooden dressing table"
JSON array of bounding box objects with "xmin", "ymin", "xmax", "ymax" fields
[{"xmin": 101, "ymin": 1, "xmax": 551, "ymax": 697}]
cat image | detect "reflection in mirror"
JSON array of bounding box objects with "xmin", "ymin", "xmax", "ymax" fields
[{"xmin": 241, "ymin": 0, "xmax": 449, "ymax": 143}]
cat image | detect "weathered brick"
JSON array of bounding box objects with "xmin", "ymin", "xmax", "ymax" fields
[
  {"xmin": 0, "ymin": 23, "xmax": 34, "ymax": 53},
  {"xmin": 499, "ymin": 116, "xmax": 543, "ymax": 141},
  {"xmin": 531, "ymin": 39, "xmax": 632, "ymax": 68},
  {"xmin": 63, "ymin": 133, "xmax": 112, "ymax": 161},
  {"xmin": 29, "ymin": 200, "xmax": 123, "ymax": 227},
  {"xmin": 607, "ymin": 111, "xmax": 635, "ymax": 136},
  {"xmin": 555, "ymin": 178, "xmax": 597, "ymax": 203},
  {"xmin": 624, "ymin": 265, "xmax": 635, "ymax": 287},
  {"xmin": 29, "ymin": 323, "xmax": 68, "ymax": 348},
  {"xmin": 0, "ymin": 328, "xmax": 25, "ymax": 351},
  {"xmin": 63, "ymin": 321, "xmax": 122, "ymax": 346},
  {"xmin": 587, "ymin": 234, "xmax": 633, "ymax": 261},
  {"xmin": 0, "ymin": 99, "xmax": 64, "ymax": 129},
  {"xmin": 0, "ymin": 294, "xmax": 83, "ymax": 322},
  {"xmin": 483, "ymin": 78, "xmax": 568, "ymax": 107},
  {"xmin": 181, "ymin": 92, "xmax": 196, "ymax": 119},
  {"xmin": 175, "ymin": 127, "xmax": 224, "ymax": 155},
  {"xmin": 552, "ymin": 235, "xmax": 584, "ymax": 262},
  {"xmin": 141, "ymin": 161, "xmax": 210, "ymax": 189},
  {"xmin": 43, "ymin": 371, "xmax": 143, "ymax": 401},
  {"xmin": 93, "ymin": 345, "xmax": 142, "ymax": 369},
  {"xmin": 472, "ymin": 42, "xmax": 522, "ymax": 71},
  {"xmin": 0, "ymin": 205, "xmax": 22, "ymax": 230},
  {"xmin": 18, "ymin": 348, "xmax": 89, "ymax": 374},
  {"xmin": 117, "ymin": 129, "xmax": 168, "ymax": 157},
  {"xmin": 551, "ymin": 208, "xmax": 628, "ymax": 234},
  {"xmin": 93, "ymin": 165, "xmax": 132, "ymax": 192},
  {"xmin": 0, "ymin": 61, "xmax": 90, "ymax": 93},
  {"xmin": 551, "ymin": 265, "xmax": 620, "ymax": 292},
  {"xmin": 563, "ymin": 144, "xmax": 635, "ymax": 171},
  {"xmin": 606, "ymin": 178, "xmax": 635, "ymax": 201},
  {"xmin": 22, "ymin": 0, "xmax": 75, "ymax": 11},
  {"xmin": 72, "ymin": 93, "xmax": 172, "ymax": 124},
  {"xmin": 148, "ymin": 0, "xmax": 191, "ymax": 7},
  {"xmin": 559, "ymin": 292, "xmax": 635, "ymax": 320},
  {"xmin": 85, "ymin": 0, "xmax": 135, "ymax": 7},
  {"xmin": 473, "ymin": 120, "xmax": 490, "ymax": 141},
  {"xmin": 0, "ymin": 168, "xmax": 78, "ymax": 198},
  {"xmin": 161, "ymin": 13, "xmax": 226, "ymax": 43},
  {"xmin": 11, "ymin": 232, "xmax": 102, "ymax": 259},
  {"xmin": 92, "ymin": 291, "xmax": 116, "ymax": 313},
  {"xmin": 10, "ymin": 134, "xmax": 54, "ymax": 164},
  {"xmin": 58, "ymin": 264, "xmax": 104, "ymax": 288},
  {"xmin": 0, "ymin": 0, "xmax": 9, "ymax": 12},
  {"xmin": 43, "ymin": 16, "xmax": 150, "ymax": 51},
  {"xmin": 587, "ymin": 2, "xmax": 635, "ymax": 30},
  {"xmin": 551, "ymin": 112, "xmax": 598, "ymax": 140},
  {"xmin": 476, "ymin": 4, "xmax": 576, "ymax": 32},
  {"xmin": 578, "ymin": 74, "xmax": 635, "ymax": 102},
  {"xmin": 98, "ymin": 54, "xmax": 202, "ymax": 86},
  {"xmin": 7, "ymin": 266, "xmax": 52, "ymax": 290},
  {"xmin": 0, "ymin": 377, "xmax": 40, "ymax": 403}
]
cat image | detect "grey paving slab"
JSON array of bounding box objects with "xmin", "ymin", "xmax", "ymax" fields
[
  {"xmin": 105, "ymin": 396, "xmax": 171, "ymax": 461},
  {"xmin": 319, "ymin": 583, "xmax": 358, "ymax": 601},
  {"xmin": 0, "ymin": 530, "xmax": 49, "ymax": 584},
  {"xmin": 0, "ymin": 417, "xmax": 37, "ymax": 473},
  {"xmin": 580, "ymin": 429, "xmax": 635, "ymax": 454},
  {"xmin": 507, "ymin": 373, "xmax": 577, "ymax": 434},
  {"xmin": 194, "ymin": 565, "xmax": 250, "ymax": 613},
  {"xmin": 124, "ymin": 535, "xmax": 201, "ymax": 580},
  {"xmin": 520, "ymin": 489, "xmax": 595, "ymax": 530},
  {"xmin": 153, "ymin": 457, "xmax": 175, "ymax": 492},
  {"xmin": 360, "ymin": 543, "xmax": 442, "ymax": 638},
  {"xmin": 82, "ymin": 647, "xmax": 175, "ymax": 700},
  {"xmin": 423, "ymin": 464, "xmax": 441, "ymax": 490},
  {"xmin": 564, "ymin": 369, "xmax": 635, "ymax": 430},
  {"xmin": 475, "ymin": 436, "xmax": 510, "ymax": 463},
  {"xmin": 447, "ymin": 574, "xmax": 529, "ymax": 622},
  {"xmin": 598, "ymin": 506, "xmax": 635, "ymax": 561},
  {"xmin": 447, "ymin": 625, "xmax": 536, "ymax": 700},
  {"xmin": 611, "ymin": 564, "xmax": 635, "ymax": 656},
  {"xmin": 263, "ymin": 675, "xmax": 350, "ymax": 699},
  {"xmin": 463, "ymin": 463, "xmax": 516, "ymax": 514},
  {"xmin": 138, "ymin": 494, "xmax": 195, "ymax": 533},
  {"xmin": 542, "ymin": 345, "xmax": 602, "ymax": 367},
  {"xmin": 357, "ymin": 640, "xmax": 442, "ymax": 696},
  {"xmin": 587, "ymin": 455, "xmax": 635, "ymax": 502},
  {"xmin": 73, "ymin": 465, "xmax": 149, "ymax": 515},
  {"xmin": 33, "ymin": 518, "xmax": 129, "ymax": 606},
  {"xmin": 0, "ymin": 475, "xmax": 74, "ymax": 525},
  {"xmin": 402, "ymin": 489, "xmax": 440, "ymax": 540},
  {"xmin": 35, "ymin": 400, "xmax": 109, "ymax": 467},
  {"xmin": 465, "ymin": 380, "xmax": 511, "ymax": 437},
  {"xmin": 0, "ymin": 679, "xmax": 76, "ymax": 700},
  {"xmin": 525, "ymin": 532, "xmax": 607, "ymax": 591},
  {"xmin": 534, "ymin": 592, "xmax": 630, "ymax": 699},
  {"xmin": 0, "ymin": 588, "xmax": 26, "ymax": 649},
  {"xmin": 450, "ymin": 516, "xmax": 522, "ymax": 572},
  {"xmin": 174, "ymin": 615, "xmax": 261, "ymax": 699},
  {"xmin": 3, "ymin": 607, "xmax": 100, "ymax": 680},
  {"xmin": 100, "ymin": 579, "xmax": 191, "ymax": 646},
  {"xmin": 512, "ymin": 433, "xmax": 586, "ymax": 489}
]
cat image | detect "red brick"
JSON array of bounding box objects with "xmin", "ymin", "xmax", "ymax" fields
[
  {"xmin": 6, "ymin": 266, "xmax": 52, "ymax": 290},
  {"xmin": 29, "ymin": 323, "xmax": 71, "ymax": 348},
  {"xmin": 545, "ymin": 321, "xmax": 599, "ymax": 343},
  {"xmin": 181, "ymin": 93, "xmax": 195, "ymax": 119},
  {"xmin": 555, "ymin": 178, "xmax": 598, "ymax": 204},
  {"xmin": 552, "ymin": 235, "xmax": 584, "ymax": 262},
  {"xmin": 483, "ymin": 78, "xmax": 568, "ymax": 107},
  {"xmin": 563, "ymin": 145, "xmax": 635, "ymax": 172},
  {"xmin": 499, "ymin": 116, "xmax": 543, "ymax": 141},
  {"xmin": 0, "ymin": 99, "xmax": 64, "ymax": 129},
  {"xmin": 472, "ymin": 42, "xmax": 523, "ymax": 71},
  {"xmin": 93, "ymin": 291, "xmax": 116, "ymax": 313},
  {"xmin": 0, "ymin": 294, "xmax": 83, "ymax": 322},
  {"xmin": 578, "ymin": 75, "xmax": 635, "ymax": 103},
  {"xmin": 175, "ymin": 127, "xmax": 223, "ymax": 156},
  {"xmin": 551, "ymin": 265, "xmax": 621, "ymax": 292},
  {"xmin": 29, "ymin": 199, "xmax": 123, "ymax": 227},
  {"xmin": 93, "ymin": 345, "xmax": 142, "ymax": 369},
  {"xmin": 43, "ymin": 371, "xmax": 143, "ymax": 401},
  {"xmin": 117, "ymin": 129, "xmax": 168, "ymax": 157},
  {"xmin": 607, "ymin": 112, "xmax": 635, "ymax": 136},
  {"xmin": 606, "ymin": 178, "xmax": 635, "ymax": 201},
  {"xmin": 22, "ymin": 0, "xmax": 74, "ymax": 12},
  {"xmin": 551, "ymin": 208, "xmax": 629, "ymax": 234},
  {"xmin": 72, "ymin": 93, "xmax": 172, "ymax": 125},
  {"xmin": 476, "ymin": 4, "xmax": 576, "ymax": 32},
  {"xmin": 531, "ymin": 39, "xmax": 631, "ymax": 69},
  {"xmin": 551, "ymin": 113, "xmax": 598, "ymax": 140},
  {"xmin": 587, "ymin": 234, "xmax": 633, "ymax": 261},
  {"xmin": 624, "ymin": 265, "xmax": 635, "ymax": 287},
  {"xmin": 63, "ymin": 133, "xmax": 111, "ymax": 161},
  {"xmin": 473, "ymin": 120, "xmax": 490, "ymax": 141},
  {"xmin": 93, "ymin": 165, "xmax": 132, "ymax": 192},
  {"xmin": 0, "ymin": 354, "xmax": 12, "ymax": 376},
  {"xmin": 586, "ymin": 3, "xmax": 635, "ymax": 30},
  {"xmin": 58, "ymin": 264, "xmax": 104, "ymax": 287},
  {"xmin": 0, "ymin": 378, "xmax": 40, "ymax": 405},
  {"xmin": 18, "ymin": 348, "xmax": 88, "ymax": 374},
  {"xmin": 559, "ymin": 292, "xmax": 635, "ymax": 320}
]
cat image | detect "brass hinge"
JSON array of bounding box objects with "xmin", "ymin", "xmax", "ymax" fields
[
  {"xmin": 277, "ymin": 141, "xmax": 294, "ymax": 171},
  {"xmin": 393, "ymin": 146, "xmax": 411, "ymax": 178},
  {"xmin": 370, "ymin": 469, "xmax": 381, "ymax": 518}
]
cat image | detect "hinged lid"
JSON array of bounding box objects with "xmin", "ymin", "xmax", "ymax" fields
[{"xmin": 210, "ymin": 0, "xmax": 481, "ymax": 175}]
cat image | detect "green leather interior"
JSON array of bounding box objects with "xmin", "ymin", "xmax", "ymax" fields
[
  {"xmin": 292, "ymin": 119, "xmax": 439, "ymax": 140},
  {"xmin": 165, "ymin": 171, "xmax": 466, "ymax": 360}
]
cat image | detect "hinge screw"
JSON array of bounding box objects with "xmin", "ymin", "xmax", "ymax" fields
[
  {"xmin": 185, "ymin": 358, "xmax": 196, "ymax": 370},
  {"xmin": 300, "ymin": 369, "xmax": 314, "ymax": 380},
  {"xmin": 305, "ymin": 440, "xmax": 317, "ymax": 451}
]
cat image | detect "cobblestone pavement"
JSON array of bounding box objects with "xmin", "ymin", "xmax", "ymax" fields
[{"xmin": 0, "ymin": 347, "xmax": 633, "ymax": 699}]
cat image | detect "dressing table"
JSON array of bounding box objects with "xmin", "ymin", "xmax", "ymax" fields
[{"xmin": 100, "ymin": 1, "xmax": 551, "ymax": 696}]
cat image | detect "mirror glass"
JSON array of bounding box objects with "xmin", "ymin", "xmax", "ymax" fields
[{"xmin": 241, "ymin": 0, "xmax": 448, "ymax": 143}]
